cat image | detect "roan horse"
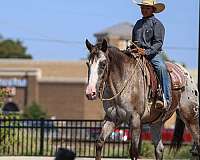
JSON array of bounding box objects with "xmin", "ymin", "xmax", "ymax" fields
[{"xmin": 85, "ymin": 39, "xmax": 199, "ymax": 160}]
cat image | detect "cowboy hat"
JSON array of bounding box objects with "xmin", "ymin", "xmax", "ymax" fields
[{"xmin": 132, "ymin": 0, "xmax": 165, "ymax": 13}]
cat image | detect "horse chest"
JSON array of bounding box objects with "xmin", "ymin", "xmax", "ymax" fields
[{"xmin": 104, "ymin": 104, "xmax": 131, "ymax": 123}]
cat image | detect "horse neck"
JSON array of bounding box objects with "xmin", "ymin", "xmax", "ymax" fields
[{"xmin": 107, "ymin": 48, "xmax": 139, "ymax": 91}]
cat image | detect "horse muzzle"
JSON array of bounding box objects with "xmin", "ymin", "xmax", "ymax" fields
[{"xmin": 85, "ymin": 85, "xmax": 97, "ymax": 100}]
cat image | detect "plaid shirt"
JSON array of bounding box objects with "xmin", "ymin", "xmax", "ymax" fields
[{"xmin": 132, "ymin": 15, "xmax": 165, "ymax": 59}]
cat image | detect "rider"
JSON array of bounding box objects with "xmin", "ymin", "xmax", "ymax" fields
[{"xmin": 131, "ymin": 0, "xmax": 171, "ymax": 111}]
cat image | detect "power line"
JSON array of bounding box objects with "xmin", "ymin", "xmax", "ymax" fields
[
  {"xmin": 18, "ymin": 37, "xmax": 199, "ymax": 51},
  {"xmin": 3, "ymin": 37, "xmax": 199, "ymax": 51},
  {"xmin": 0, "ymin": 20, "xmax": 198, "ymax": 50},
  {"xmin": 1, "ymin": 35, "xmax": 198, "ymax": 51}
]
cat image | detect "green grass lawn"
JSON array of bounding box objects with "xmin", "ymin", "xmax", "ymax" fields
[{"xmin": 140, "ymin": 141, "xmax": 195, "ymax": 159}]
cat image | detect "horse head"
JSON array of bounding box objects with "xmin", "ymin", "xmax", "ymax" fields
[{"xmin": 85, "ymin": 39, "xmax": 110, "ymax": 100}]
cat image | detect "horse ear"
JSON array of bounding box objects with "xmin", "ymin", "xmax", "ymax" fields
[
  {"xmin": 85, "ymin": 39, "xmax": 93, "ymax": 52},
  {"xmin": 101, "ymin": 39, "xmax": 107, "ymax": 52}
]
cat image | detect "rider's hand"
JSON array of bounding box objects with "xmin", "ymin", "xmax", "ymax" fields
[
  {"xmin": 137, "ymin": 48, "xmax": 145, "ymax": 56},
  {"xmin": 132, "ymin": 48, "xmax": 146, "ymax": 56}
]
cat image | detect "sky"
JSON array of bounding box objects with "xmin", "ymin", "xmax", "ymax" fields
[{"xmin": 0, "ymin": 0, "xmax": 199, "ymax": 69}]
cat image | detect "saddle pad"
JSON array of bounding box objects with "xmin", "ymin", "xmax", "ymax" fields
[
  {"xmin": 144, "ymin": 59, "xmax": 185, "ymax": 98},
  {"xmin": 166, "ymin": 62, "xmax": 186, "ymax": 89}
]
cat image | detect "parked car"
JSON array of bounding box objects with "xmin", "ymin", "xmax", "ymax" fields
[
  {"xmin": 141, "ymin": 126, "xmax": 192, "ymax": 144},
  {"xmin": 110, "ymin": 128, "xmax": 129, "ymax": 142},
  {"xmin": 110, "ymin": 125, "xmax": 192, "ymax": 144},
  {"xmin": 89, "ymin": 124, "xmax": 192, "ymax": 143}
]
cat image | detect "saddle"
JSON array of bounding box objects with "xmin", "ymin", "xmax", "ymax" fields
[
  {"xmin": 123, "ymin": 49, "xmax": 186, "ymax": 98},
  {"xmin": 143, "ymin": 58, "xmax": 186, "ymax": 99}
]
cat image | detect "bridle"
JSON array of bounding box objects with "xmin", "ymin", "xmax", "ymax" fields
[
  {"xmin": 97, "ymin": 57, "xmax": 110, "ymax": 99},
  {"xmin": 87, "ymin": 42, "xmax": 145, "ymax": 102},
  {"xmin": 98, "ymin": 53, "xmax": 141, "ymax": 101}
]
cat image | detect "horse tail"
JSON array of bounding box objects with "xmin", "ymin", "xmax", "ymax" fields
[{"xmin": 170, "ymin": 111, "xmax": 185, "ymax": 152}]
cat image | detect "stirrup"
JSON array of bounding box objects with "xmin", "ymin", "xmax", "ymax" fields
[
  {"xmin": 163, "ymin": 94, "xmax": 171, "ymax": 110},
  {"xmin": 155, "ymin": 100, "xmax": 163, "ymax": 109}
]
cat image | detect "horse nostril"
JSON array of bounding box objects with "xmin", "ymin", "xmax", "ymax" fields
[{"xmin": 92, "ymin": 92, "xmax": 96, "ymax": 96}]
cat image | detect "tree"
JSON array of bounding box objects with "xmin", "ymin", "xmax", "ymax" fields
[{"xmin": 0, "ymin": 39, "xmax": 32, "ymax": 59}]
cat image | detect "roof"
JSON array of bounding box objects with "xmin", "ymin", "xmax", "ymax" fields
[
  {"xmin": 94, "ymin": 22, "xmax": 134, "ymax": 40},
  {"xmin": 0, "ymin": 59, "xmax": 87, "ymax": 80}
]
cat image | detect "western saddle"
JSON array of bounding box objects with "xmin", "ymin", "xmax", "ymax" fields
[{"xmin": 144, "ymin": 58, "xmax": 186, "ymax": 100}]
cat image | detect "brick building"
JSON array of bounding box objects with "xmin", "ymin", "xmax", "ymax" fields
[{"xmin": 0, "ymin": 59, "xmax": 103, "ymax": 119}]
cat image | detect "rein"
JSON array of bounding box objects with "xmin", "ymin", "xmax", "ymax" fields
[{"xmin": 99, "ymin": 59, "xmax": 140, "ymax": 101}]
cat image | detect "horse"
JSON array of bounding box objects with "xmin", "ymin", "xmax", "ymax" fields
[{"xmin": 85, "ymin": 39, "xmax": 199, "ymax": 160}]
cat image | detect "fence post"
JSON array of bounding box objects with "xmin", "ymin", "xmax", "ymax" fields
[{"xmin": 39, "ymin": 118, "xmax": 44, "ymax": 155}]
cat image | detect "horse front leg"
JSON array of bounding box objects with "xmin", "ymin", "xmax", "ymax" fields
[
  {"xmin": 129, "ymin": 113, "xmax": 141, "ymax": 160},
  {"xmin": 96, "ymin": 120, "xmax": 115, "ymax": 160}
]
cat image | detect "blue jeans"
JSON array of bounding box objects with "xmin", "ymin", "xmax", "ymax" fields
[{"xmin": 150, "ymin": 53, "xmax": 171, "ymax": 102}]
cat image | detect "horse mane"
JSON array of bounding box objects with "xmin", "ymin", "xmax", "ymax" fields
[
  {"xmin": 107, "ymin": 46, "xmax": 133, "ymax": 64},
  {"xmin": 107, "ymin": 46, "xmax": 135, "ymax": 77}
]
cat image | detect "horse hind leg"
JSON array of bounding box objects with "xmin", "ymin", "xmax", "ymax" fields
[
  {"xmin": 189, "ymin": 123, "xmax": 200, "ymax": 156},
  {"xmin": 150, "ymin": 121, "xmax": 164, "ymax": 160},
  {"xmin": 178, "ymin": 102, "xmax": 200, "ymax": 156},
  {"xmin": 185, "ymin": 111, "xmax": 199, "ymax": 156},
  {"xmin": 96, "ymin": 120, "xmax": 115, "ymax": 160}
]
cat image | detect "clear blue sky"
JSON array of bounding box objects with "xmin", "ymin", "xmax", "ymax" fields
[{"xmin": 0, "ymin": 0, "xmax": 199, "ymax": 69}]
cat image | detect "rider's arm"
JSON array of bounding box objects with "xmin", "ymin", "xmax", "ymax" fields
[
  {"xmin": 132, "ymin": 20, "xmax": 142, "ymax": 46},
  {"xmin": 144, "ymin": 21, "xmax": 165, "ymax": 58}
]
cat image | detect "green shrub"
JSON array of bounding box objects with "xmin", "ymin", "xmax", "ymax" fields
[{"xmin": 23, "ymin": 102, "xmax": 47, "ymax": 119}]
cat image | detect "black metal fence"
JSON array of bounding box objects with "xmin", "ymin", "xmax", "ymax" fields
[{"xmin": 0, "ymin": 118, "xmax": 130, "ymax": 158}]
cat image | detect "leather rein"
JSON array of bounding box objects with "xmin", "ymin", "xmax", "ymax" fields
[{"xmin": 99, "ymin": 53, "xmax": 143, "ymax": 101}]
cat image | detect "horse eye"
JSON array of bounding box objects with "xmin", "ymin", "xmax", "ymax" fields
[{"xmin": 100, "ymin": 61, "xmax": 106, "ymax": 68}]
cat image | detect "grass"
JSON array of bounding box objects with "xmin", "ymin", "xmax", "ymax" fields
[{"xmin": 140, "ymin": 141, "xmax": 194, "ymax": 159}]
